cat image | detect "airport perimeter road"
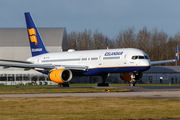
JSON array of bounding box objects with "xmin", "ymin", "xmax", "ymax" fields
[{"xmin": 0, "ymin": 92, "xmax": 180, "ymax": 99}]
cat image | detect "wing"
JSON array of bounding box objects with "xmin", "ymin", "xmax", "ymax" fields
[
  {"xmin": 0, "ymin": 59, "xmax": 32, "ymax": 64},
  {"xmin": 151, "ymin": 60, "xmax": 176, "ymax": 65},
  {"xmin": 0, "ymin": 60, "xmax": 88, "ymax": 71},
  {"xmin": 151, "ymin": 45, "xmax": 179, "ymax": 65}
]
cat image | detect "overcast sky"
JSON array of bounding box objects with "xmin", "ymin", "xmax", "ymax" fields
[{"xmin": 0, "ymin": 0, "xmax": 180, "ymax": 38}]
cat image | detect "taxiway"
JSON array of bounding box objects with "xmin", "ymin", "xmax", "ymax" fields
[{"xmin": 0, "ymin": 86, "xmax": 180, "ymax": 99}]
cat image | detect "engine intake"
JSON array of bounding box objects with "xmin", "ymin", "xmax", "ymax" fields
[
  {"xmin": 49, "ymin": 68, "xmax": 72, "ymax": 83},
  {"xmin": 120, "ymin": 72, "xmax": 143, "ymax": 82}
]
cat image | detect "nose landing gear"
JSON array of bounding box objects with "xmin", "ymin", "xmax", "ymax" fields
[{"xmin": 130, "ymin": 74, "xmax": 136, "ymax": 87}]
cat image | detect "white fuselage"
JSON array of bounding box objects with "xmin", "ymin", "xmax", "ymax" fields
[{"xmin": 27, "ymin": 48, "xmax": 151, "ymax": 75}]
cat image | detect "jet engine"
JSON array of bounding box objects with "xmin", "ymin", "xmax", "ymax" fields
[
  {"xmin": 120, "ymin": 72, "xmax": 143, "ymax": 82},
  {"xmin": 49, "ymin": 68, "xmax": 72, "ymax": 83}
]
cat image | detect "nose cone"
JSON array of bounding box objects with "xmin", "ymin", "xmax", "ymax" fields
[
  {"xmin": 139, "ymin": 59, "xmax": 151, "ymax": 71},
  {"xmin": 140, "ymin": 59, "xmax": 151, "ymax": 66}
]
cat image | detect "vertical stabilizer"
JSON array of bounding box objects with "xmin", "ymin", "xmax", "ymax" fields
[
  {"xmin": 24, "ymin": 12, "xmax": 48, "ymax": 57},
  {"xmin": 175, "ymin": 45, "xmax": 179, "ymax": 60}
]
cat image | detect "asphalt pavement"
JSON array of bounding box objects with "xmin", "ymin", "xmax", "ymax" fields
[{"xmin": 0, "ymin": 86, "xmax": 180, "ymax": 99}]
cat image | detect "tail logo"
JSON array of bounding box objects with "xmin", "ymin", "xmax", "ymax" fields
[{"xmin": 28, "ymin": 28, "xmax": 38, "ymax": 45}]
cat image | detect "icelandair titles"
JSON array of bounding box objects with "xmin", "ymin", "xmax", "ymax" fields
[
  {"xmin": 104, "ymin": 52, "xmax": 123, "ymax": 56},
  {"xmin": 32, "ymin": 48, "xmax": 42, "ymax": 52}
]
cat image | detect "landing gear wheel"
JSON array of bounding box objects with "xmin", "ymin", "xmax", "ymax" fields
[
  {"xmin": 129, "ymin": 82, "xmax": 135, "ymax": 87},
  {"xmin": 97, "ymin": 83, "xmax": 109, "ymax": 87},
  {"xmin": 58, "ymin": 83, "xmax": 69, "ymax": 87},
  {"xmin": 62, "ymin": 83, "xmax": 69, "ymax": 87},
  {"xmin": 97, "ymin": 74, "xmax": 109, "ymax": 87},
  {"xmin": 105, "ymin": 83, "xmax": 109, "ymax": 86},
  {"xmin": 58, "ymin": 83, "xmax": 63, "ymax": 87}
]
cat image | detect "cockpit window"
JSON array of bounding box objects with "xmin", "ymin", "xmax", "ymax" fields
[
  {"xmin": 132, "ymin": 56, "xmax": 135, "ymax": 60},
  {"xmin": 131, "ymin": 55, "xmax": 149, "ymax": 60},
  {"xmin": 132, "ymin": 56, "xmax": 138, "ymax": 60},
  {"xmin": 145, "ymin": 55, "xmax": 149, "ymax": 59},
  {"xmin": 135, "ymin": 56, "xmax": 138, "ymax": 59},
  {"xmin": 139, "ymin": 56, "xmax": 145, "ymax": 59}
]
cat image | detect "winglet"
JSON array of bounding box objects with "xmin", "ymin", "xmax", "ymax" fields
[{"xmin": 175, "ymin": 45, "xmax": 179, "ymax": 61}]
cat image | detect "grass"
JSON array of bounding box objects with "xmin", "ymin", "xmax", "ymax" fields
[
  {"xmin": 0, "ymin": 97, "xmax": 180, "ymax": 120},
  {"xmin": 0, "ymin": 88, "xmax": 130, "ymax": 94},
  {"xmin": 0, "ymin": 84, "xmax": 179, "ymax": 119},
  {"xmin": 0, "ymin": 83, "xmax": 179, "ymax": 94}
]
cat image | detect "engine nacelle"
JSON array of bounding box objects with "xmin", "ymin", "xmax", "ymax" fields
[
  {"xmin": 120, "ymin": 73, "xmax": 131, "ymax": 82},
  {"xmin": 49, "ymin": 68, "xmax": 73, "ymax": 83},
  {"xmin": 120, "ymin": 72, "xmax": 143, "ymax": 82}
]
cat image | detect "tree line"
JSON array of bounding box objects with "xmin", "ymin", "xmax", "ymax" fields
[{"xmin": 68, "ymin": 27, "xmax": 180, "ymax": 66}]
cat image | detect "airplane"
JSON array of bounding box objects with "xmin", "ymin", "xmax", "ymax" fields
[{"xmin": 0, "ymin": 12, "xmax": 178, "ymax": 87}]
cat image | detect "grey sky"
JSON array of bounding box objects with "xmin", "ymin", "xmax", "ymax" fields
[{"xmin": 0, "ymin": 0, "xmax": 180, "ymax": 38}]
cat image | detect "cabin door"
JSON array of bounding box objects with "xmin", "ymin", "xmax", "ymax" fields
[
  {"xmin": 124, "ymin": 53, "xmax": 128, "ymax": 64},
  {"xmin": 99, "ymin": 55, "xmax": 103, "ymax": 65}
]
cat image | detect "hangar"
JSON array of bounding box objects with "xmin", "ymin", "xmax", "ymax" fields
[
  {"xmin": 142, "ymin": 66, "xmax": 180, "ymax": 84},
  {"xmin": 0, "ymin": 28, "xmax": 68, "ymax": 85},
  {"xmin": 85, "ymin": 66, "xmax": 180, "ymax": 84}
]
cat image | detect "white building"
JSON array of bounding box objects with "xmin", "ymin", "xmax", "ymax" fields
[{"xmin": 0, "ymin": 28, "xmax": 68, "ymax": 85}]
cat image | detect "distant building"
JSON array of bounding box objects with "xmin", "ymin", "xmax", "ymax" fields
[
  {"xmin": 71, "ymin": 66, "xmax": 180, "ymax": 84},
  {"xmin": 0, "ymin": 28, "xmax": 68, "ymax": 85},
  {"xmin": 142, "ymin": 66, "xmax": 180, "ymax": 84}
]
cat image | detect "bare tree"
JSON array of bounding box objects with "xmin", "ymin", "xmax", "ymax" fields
[
  {"xmin": 92, "ymin": 30, "xmax": 110, "ymax": 49},
  {"xmin": 68, "ymin": 31, "xmax": 78, "ymax": 49},
  {"xmin": 115, "ymin": 27, "xmax": 136, "ymax": 48},
  {"xmin": 68, "ymin": 27, "xmax": 179, "ymax": 66},
  {"xmin": 136, "ymin": 27, "xmax": 151, "ymax": 55}
]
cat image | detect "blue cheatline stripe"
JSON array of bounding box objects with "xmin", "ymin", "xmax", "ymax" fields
[
  {"xmin": 83, "ymin": 66, "xmax": 151, "ymax": 75},
  {"xmin": 37, "ymin": 66, "xmax": 150, "ymax": 76}
]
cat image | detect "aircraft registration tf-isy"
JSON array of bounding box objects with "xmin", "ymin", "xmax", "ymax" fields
[{"xmin": 0, "ymin": 12, "xmax": 178, "ymax": 87}]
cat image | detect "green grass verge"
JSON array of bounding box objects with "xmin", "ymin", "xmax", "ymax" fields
[
  {"xmin": 0, "ymin": 83, "xmax": 179, "ymax": 94},
  {"xmin": 0, "ymin": 97, "xmax": 180, "ymax": 120},
  {"xmin": 0, "ymin": 88, "xmax": 130, "ymax": 94}
]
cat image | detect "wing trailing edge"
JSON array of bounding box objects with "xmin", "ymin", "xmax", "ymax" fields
[{"xmin": 0, "ymin": 59, "xmax": 32, "ymax": 64}]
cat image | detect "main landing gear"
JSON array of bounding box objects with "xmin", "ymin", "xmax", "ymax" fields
[
  {"xmin": 97, "ymin": 74, "xmax": 109, "ymax": 87},
  {"xmin": 58, "ymin": 83, "xmax": 69, "ymax": 87}
]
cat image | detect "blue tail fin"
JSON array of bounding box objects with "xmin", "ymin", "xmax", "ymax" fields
[
  {"xmin": 175, "ymin": 45, "xmax": 179, "ymax": 61},
  {"xmin": 24, "ymin": 12, "xmax": 48, "ymax": 57}
]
